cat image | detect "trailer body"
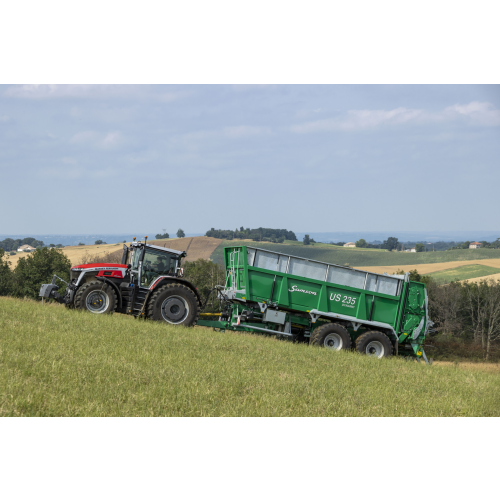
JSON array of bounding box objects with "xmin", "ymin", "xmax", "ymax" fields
[{"xmin": 197, "ymin": 246, "xmax": 432, "ymax": 359}]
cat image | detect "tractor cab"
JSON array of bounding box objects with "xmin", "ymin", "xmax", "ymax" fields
[{"xmin": 122, "ymin": 240, "xmax": 186, "ymax": 289}]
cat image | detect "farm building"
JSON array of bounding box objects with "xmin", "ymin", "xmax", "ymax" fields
[
  {"xmin": 343, "ymin": 242, "xmax": 356, "ymax": 248},
  {"xmin": 17, "ymin": 244, "xmax": 36, "ymax": 252},
  {"xmin": 404, "ymin": 247, "xmax": 416, "ymax": 253},
  {"xmin": 469, "ymin": 242, "xmax": 481, "ymax": 249}
]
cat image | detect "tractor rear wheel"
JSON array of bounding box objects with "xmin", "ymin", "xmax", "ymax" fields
[
  {"xmin": 310, "ymin": 322, "xmax": 351, "ymax": 351},
  {"xmin": 355, "ymin": 331, "xmax": 393, "ymax": 358},
  {"xmin": 74, "ymin": 280, "xmax": 117, "ymax": 314},
  {"xmin": 147, "ymin": 283, "xmax": 199, "ymax": 327}
]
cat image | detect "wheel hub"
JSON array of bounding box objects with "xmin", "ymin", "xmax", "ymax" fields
[
  {"xmin": 86, "ymin": 291, "xmax": 108, "ymax": 313},
  {"xmin": 365, "ymin": 340, "xmax": 384, "ymax": 358},
  {"xmin": 161, "ymin": 295, "xmax": 189, "ymax": 324},
  {"xmin": 323, "ymin": 332, "xmax": 343, "ymax": 351}
]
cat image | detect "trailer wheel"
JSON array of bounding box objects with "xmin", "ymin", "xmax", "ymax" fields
[
  {"xmin": 74, "ymin": 280, "xmax": 117, "ymax": 314},
  {"xmin": 310, "ymin": 323, "xmax": 351, "ymax": 351},
  {"xmin": 147, "ymin": 283, "xmax": 199, "ymax": 327},
  {"xmin": 355, "ymin": 331, "xmax": 393, "ymax": 358}
]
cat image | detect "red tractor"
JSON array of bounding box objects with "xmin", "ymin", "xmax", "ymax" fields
[{"xmin": 39, "ymin": 238, "xmax": 201, "ymax": 326}]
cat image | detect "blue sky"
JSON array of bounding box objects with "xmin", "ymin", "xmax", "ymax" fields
[{"xmin": 1, "ymin": 84, "xmax": 499, "ymax": 236}]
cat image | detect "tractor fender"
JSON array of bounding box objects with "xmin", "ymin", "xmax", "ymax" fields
[
  {"xmin": 95, "ymin": 276, "xmax": 123, "ymax": 311},
  {"xmin": 149, "ymin": 277, "xmax": 202, "ymax": 306}
]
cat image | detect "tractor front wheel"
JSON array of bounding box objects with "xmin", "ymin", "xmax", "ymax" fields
[
  {"xmin": 355, "ymin": 331, "xmax": 393, "ymax": 358},
  {"xmin": 74, "ymin": 280, "xmax": 117, "ymax": 314},
  {"xmin": 310, "ymin": 322, "xmax": 352, "ymax": 351},
  {"xmin": 147, "ymin": 283, "xmax": 199, "ymax": 326}
]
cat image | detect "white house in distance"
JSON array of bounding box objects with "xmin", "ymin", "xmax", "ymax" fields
[
  {"xmin": 343, "ymin": 242, "xmax": 356, "ymax": 248},
  {"xmin": 404, "ymin": 247, "xmax": 416, "ymax": 252},
  {"xmin": 469, "ymin": 241, "xmax": 481, "ymax": 249},
  {"xmin": 17, "ymin": 244, "xmax": 36, "ymax": 252}
]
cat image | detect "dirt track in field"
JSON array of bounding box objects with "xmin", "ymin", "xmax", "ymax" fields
[
  {"xmin": 362, "ymin": 258, "xmax": 500, "ymax": 276},
  {"xmin": 150, "ymin": 236, "xmax": 221, "ymax": 262}
]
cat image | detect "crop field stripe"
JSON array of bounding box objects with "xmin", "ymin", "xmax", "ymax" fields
[
  {"xmin": 426, "ymin": 264, "xmax": 500, "ymax": 284},
  {"xmin": 1, "ymin": 297, "xmax": 500, "ymax": 417}
]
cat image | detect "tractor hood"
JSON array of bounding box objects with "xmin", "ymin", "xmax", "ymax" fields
[{"xmin": 71, "ymin": 263, "xmax": 128, "ymax": 270}]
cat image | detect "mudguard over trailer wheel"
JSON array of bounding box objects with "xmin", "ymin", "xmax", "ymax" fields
[
  {"xmin": 147, "ymin": 283, "xmax": 199, "ymax": 327},
  {"xmin": 310, "ymin": 323, "xmax": 351, "ymax": 351},
  {"xmin": 355, "ymin": 331, "xmax": 393, "ymax": 358},
  {"xmin": 74, "ymin": 280, "xmax": 117, "ymax": 314}
]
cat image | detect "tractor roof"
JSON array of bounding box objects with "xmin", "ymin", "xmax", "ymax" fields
[{"xmin": 130, "ymin": 242, "xmax": 186, "ymax": 257}]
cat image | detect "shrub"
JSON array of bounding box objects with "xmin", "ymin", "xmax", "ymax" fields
[
  {"xmin": 0, "ymin": 249, "xmax": 14, "ymax": 296},
  {"xmin": 12, "ymin": 248, "xmax": 72, "ymax": 300}
]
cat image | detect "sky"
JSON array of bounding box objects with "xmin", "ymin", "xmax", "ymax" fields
[{"xmin": 1, "ymin": 84, "xmax": 499, "ymax": 236}]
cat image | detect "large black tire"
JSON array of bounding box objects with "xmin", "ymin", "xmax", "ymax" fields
[
  {"xmin": 310, "ymin": 322, "xmax": 352, "ymax": 351},
  {"xmin": 355, "ymin": 331, "xmax": 393, "ymax": 358},
  {"xmin": 74, "ymin": 280, "xmax": 117, "ymax": 314},
  {"xmin": 147, "ymin": 283, "xmax": 199, "ymax": 327}
]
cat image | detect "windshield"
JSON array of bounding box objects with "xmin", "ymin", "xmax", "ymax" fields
[{"xmin": 141, "ymin": 247, "xmax": 178, "ymax": 287}]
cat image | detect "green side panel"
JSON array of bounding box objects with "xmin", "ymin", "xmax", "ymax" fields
[{"xmin": 222, "ymin": 246, "xmax": 427, "ymax": 336}]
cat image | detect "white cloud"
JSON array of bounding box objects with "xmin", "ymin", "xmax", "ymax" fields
[
  {"xmin": 443, "ymin": 101, "xmax": 500, "ymax": 126},
  {"xmin": 292, "ymin": 102, "xmax": 500, "ymax": 133},
  {"xmin": 101, "ymin": 131, "xmax": 122, "ymax": 149},
  {"xmin": 292, "ymin": 107, "xmax": 424, "ymax": 133},
  {"xmin": 0, "ymin": 115, "xmax": 11, "ymax": 122}
]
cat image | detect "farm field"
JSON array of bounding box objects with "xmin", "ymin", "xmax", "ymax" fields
[
  {"xmin": 458, "ymin": 272, "xmax": 500, "ymax": 284},
  {"xmin": 3, "ymin": 237, "xmax": 222, "ymax": 268},
  {"xmin": 5, "ymin": 242, "xmax": 129, "ymax": 267},
  {"xmin": 150, "ymin": 236, "xmax": 221, "ymax": 262},
  {"xmin": 1, "ymin": 297, "xmax": 499, "ymax": 417},
  {"xmin": 426, "ymin": 264, "xmax": 500, "ymax": 284},
  {"xmin": 210, "ymin": 240, "xmax": 500, "ymax": 270},
  {"xmin": 363, "ymin": 258, "xmax": 500, "ymax": 276}
]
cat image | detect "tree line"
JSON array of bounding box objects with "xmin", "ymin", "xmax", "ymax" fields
[
  {"xmin": 206, "ymin": 227, "xmax": 297, "ymax": 243},
  {"xmin": 331, "ymin": 238, "xmax": 500, "ymax": 252},
  {"xmin": 0, "ymin": 237, "xmax": 66, "ymax": 254}
]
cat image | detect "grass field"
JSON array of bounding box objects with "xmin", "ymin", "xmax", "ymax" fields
[
  {"xmin": 210, "ymin": 240, "xmax": 500, "ymax": 269},
  {"xmin": 1, "ymin": 297, "xmax": 499, "ymax": 417},
  {"xmin": 426, "ymin": 264, "xmax": 500, "ymax": 284}
]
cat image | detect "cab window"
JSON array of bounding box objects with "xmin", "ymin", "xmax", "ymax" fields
[{"xmin": 141, "ymin": 248, "xmax": 178, "ymax": 286}]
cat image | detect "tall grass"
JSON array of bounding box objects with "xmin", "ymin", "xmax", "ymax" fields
[{"xmin": 1, "ymin": 297, "xmax": 499, "ymax": 417}]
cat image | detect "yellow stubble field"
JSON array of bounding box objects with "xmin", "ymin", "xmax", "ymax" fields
[{"xmin": 5, "ymin": 242, "xmax": 129, "ymax": 267}]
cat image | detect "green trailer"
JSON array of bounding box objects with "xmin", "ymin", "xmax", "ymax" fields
[{"xmin": 197, "ymin": 245, "xmax": 433, "ymax": 361}]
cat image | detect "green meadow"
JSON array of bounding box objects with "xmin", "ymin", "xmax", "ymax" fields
[{"xmin": 1, "ymin": 297, "xmax": 499, "ymax": 417}]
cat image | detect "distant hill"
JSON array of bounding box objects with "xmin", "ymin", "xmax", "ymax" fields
[{"xmin": 209, "ymin": 240, "xmax": 500, "ymax": 270}]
